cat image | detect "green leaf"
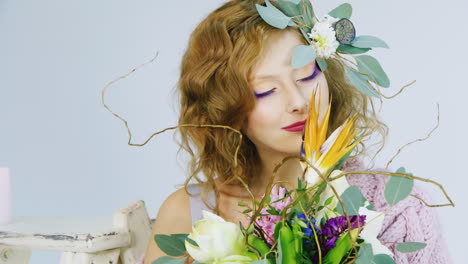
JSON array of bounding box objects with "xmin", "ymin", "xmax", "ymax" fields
[
  {"xmin": 245, "ymin": 224, "xmax": 254, "ymax": 235},
  {"xmin": 256, "ymin": 0, "xmax": 293, "ymax": 29},
  {"xmin": 266, "ymin": 209, "xmax": 280, "ymax": 215},
  {"xmin": 355, "ymin": 55, "xmax": 390, "ymax": 88},
  {"xmin": 324, "ymin": 196, "xmax": 335, "ymax": 206},
  {"xmin": 277, "ymin": 236, "xmax": 283, "ymax": 264},
  {"xmin": 371, "ymin": 254, "xmax": 396, "ymax": 264},
  {"xmin": 154, "ymin": 234, "xmax": 186, "ymax": 257},
  {"xmin": 292, "ymin": 44, "xmax": 316, "ymax": 69},
  {"xmin": 278, "ymin": 0, "xmax": 301, "ymax": 17},
  {"xmin": 323, "ymin": 233, "xmax": 353, "ymax": 264},
  {"xmin": 356, "ymin": 243, "xmax": 373, "ymax": 264},
  {"xmin": 316, "ymin": 58, "xmax": 327, "ymax": 72},
  {"xmin": 274, "ymin": 221, "xmax": 283, "ymax": 241},
  {"xmin": 336, "ymin": 186, "xmax": 367, "ymax": 216},
  {"xmin": 238, "ymin": 201, "xmax": 247, "ymax": 207},
  {"xmin": 328, "ymin": 3, "xmax": 353, "ymax": 19},
  {"xmin": 352, "ymin": 35, "xmax": 389, "ymax": 49},
  {"xmin": 151, "ymin": 256, "xmax": 187, "ymax": 264},
  {"xmin": 384, "ymin": 167, "xmax": 414, "ymax": 206},
  {"xmin": 396, "ymin": 242, "xmax": 427, "ymax": 253},
  {"xmin": 243, "ymin": 208, "xmax": 253, "ymax": 214},
  {"xmin": 337, "ymin": 44, "xmax": 371, "ymax": 54},
  {"xmin": 345, "ymin": 67, "xmax": 379, "ymax": 97}
]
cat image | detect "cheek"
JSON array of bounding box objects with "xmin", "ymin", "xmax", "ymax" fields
[{"xmin": 243, "ymin": 100, "xmax": 281, "ymax": 139}]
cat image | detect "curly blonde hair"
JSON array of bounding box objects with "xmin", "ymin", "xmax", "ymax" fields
[{"xmin": 176, "ymin": 0, "xmax": 387, "ymax": 212}]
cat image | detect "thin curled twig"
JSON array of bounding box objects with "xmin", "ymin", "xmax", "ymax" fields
[
  {"xmin": 385, "ymin": 104, "xmax": 440, "ymax": 169},
  {"xmin": 328, "ymin": 170, "xmax": 455, "ymax": 208}
]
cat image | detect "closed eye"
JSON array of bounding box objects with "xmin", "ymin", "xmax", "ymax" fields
[
  {"xmin": 254, "ymin": 88, "xmax": 276, "ymax": 99},
  {"xmin": 298, "ymin": 63, "xmax": 320, "ymax": 83}
]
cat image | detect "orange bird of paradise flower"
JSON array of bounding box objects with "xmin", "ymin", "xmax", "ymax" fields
[{"xmin": 300, "ymin": 90, "xmax": 362, "ymax": 185}]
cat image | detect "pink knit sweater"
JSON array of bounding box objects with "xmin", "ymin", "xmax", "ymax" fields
[{"xmin": 137, "ymin": 158, "xmax": 451, "ymax": 264}]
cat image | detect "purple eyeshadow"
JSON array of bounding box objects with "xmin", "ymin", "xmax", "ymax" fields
[
  {"xmin": 253, "ymin": 62, "xmax": 319, "ymax": 99},
  {"xmin": 300, "ymin": 63, "xmax": 319, "ymax": 81}
]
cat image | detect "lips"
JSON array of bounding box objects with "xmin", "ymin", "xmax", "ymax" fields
[{"xmin": 282, "ymin": 120, "xmax": 306, "ymax": 132}]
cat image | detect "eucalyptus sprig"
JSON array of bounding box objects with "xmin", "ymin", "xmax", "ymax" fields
[{"xmin": 256, "ymin": 0, "xmax": 391, "ymax": 98}]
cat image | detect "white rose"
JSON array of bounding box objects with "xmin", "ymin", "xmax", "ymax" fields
[{"xmin": 185, "ymin": 210, "xmax": 256, "ymax": 264}]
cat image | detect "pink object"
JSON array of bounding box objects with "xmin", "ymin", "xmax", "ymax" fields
[
  {"xmin": 250, "ymin": 185, "xmax": 293, "ymax": 245},
  {"xmin": 0, "ymin": 167, "xmax": 11, "ymax": 225},
  {"xmin": 342, "ymin": 158, "xmax": 452, "ymax": 264}
]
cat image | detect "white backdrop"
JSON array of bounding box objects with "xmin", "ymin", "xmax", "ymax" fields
[{"xmin": 1, "ymin": 0, "xmax": 465, "ymax": 263}]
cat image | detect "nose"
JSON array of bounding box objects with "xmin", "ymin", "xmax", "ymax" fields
[{"xmin": 286, "ymin": 82, "xmax": 308, "ymax": 114}]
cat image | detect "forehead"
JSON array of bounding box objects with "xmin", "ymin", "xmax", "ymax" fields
[{"xmin": 250, "ymin": 30, "xmax": 304, "ymax": 80}]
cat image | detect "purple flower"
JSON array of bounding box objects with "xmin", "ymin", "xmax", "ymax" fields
[
  {"xmin": 321, "ymin": 215, "xmax": 366, "ymax": 252},
  {"xmin": 248, "ymin": 185, "xmax": 292, "ymax": 245}
]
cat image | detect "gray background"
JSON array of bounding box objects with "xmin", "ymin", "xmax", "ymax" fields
[{"xmin": 1, "ymin": 0, "xmax": 465, "ymax": 263}]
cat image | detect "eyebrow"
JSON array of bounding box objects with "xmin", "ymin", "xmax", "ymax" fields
[
  {"xmin": 253, "ymin": 74, "xmax": 279, "ymax": 81},
  {"xmin": 252, "ymin": 63, "xmax": 316, "ymax": 81}
]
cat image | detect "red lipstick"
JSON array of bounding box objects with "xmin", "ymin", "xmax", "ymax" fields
[{"xmin": 282, "ymin": 120, "xmax": 306, "ymax": 132}]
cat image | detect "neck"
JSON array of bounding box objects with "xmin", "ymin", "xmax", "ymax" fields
[{"xmin": 250, "ymin": 148, "xmax": 303, "ymax": 197}]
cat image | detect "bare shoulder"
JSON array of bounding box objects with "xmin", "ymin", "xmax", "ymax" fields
[
  {"xmin": 154, "ymin": 187, "xmax": 192, "ymax": 233},
  {"xmin": 143, "ymin": 188, "xmax": 192, "ymax": 264}
]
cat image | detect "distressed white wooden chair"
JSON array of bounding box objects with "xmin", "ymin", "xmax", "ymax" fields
[{"xmin": 0, "ymin": 200, "xmax": 154, "ymax": 264}]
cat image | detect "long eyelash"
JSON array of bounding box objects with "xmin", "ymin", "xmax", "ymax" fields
[{"xmin": 254, "ymin": 89, "xmax": 275, "ymax": 98}]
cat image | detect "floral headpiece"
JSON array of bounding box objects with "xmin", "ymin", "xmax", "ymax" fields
[{"xmin": 256, "ymin": 0, "xmax": 390, "ymax": 98}]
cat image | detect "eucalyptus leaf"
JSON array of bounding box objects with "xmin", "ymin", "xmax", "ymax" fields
[
  {"xmin": 185, "ymin": 237, "xmax": 198, "ymax": 247},
  {"xmin": 328, "ymin": 3, "xmax": 352, "ymax": 19},
  {"xmin": 355, "ymin": 55, "xmax": 390, "ymax": 88},
  {"xmin": 151, "ymin": 256, "xmax": 187, "ymax": 264},
  {"xmin": 278, "ymin": 0, "xmax": 301, "ymax": 17},
  {"xmin": 396, "ymin": 242, "xmax": 427, "ymax": 253},
  {"xmin": 171, "ymin": 234, "xmax": 188, "ymax": 245},
  {"xmin": 303, "ymin": 0, "xmax": 318, "ymax": 26},
  {"xmin": 256, "ymin": 0, "xmax": 292, "ymax": 29},
  {"xmin": 352, "ymin": 35, "xmax": 389, "ymax": 49},
  {"xmin": 337, "ymin": 44, "xmax": 371, "ymax": 54},
  {"xmin": 251, "ymin": 260, "xmax": 270, "ymax": 264},
  {"xmin": 292, "ymin": 45, "xmax": 316, "ymax": 69},
  {"xmin": 316, "ymin": 58, "xmax": 327, "ymax": 72},
  {"xmin": 356, "ymin": 243, "xmax": 373, "ymax": 264},
  {"xmin": 371, "ymin": 254, "xmax": 396, "ymax": 264},
  {"xmin": 384, "ymin": 167, "xmax": 414, "ymax": 206},
  {"xmin": 154, "ymin": 234, "xmax": 186, "ymax": 257},
  {"xmin": 336, "ymin": 186, "xmax": 367, "ymax": 215},
  {"xmin": 345, "ymin": 67, "xmax": 379, "ymax": 97}
]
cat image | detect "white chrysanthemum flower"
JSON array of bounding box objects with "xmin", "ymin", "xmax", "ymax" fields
[
  {"xmin": 307, "ymin": 18, "xmax": 339, "ymax": 59},
  {"xmin": 322, "ymin": 14, "xmax": 340, "ymax": 24}
]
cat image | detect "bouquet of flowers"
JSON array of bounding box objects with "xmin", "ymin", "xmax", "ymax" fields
[{"xmin": 151, "ymin": 92, "xmax": 430, "ymax": 264}]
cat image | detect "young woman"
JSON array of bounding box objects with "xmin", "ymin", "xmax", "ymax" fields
[{"xmin": 141, "ymin": 0, "xmax": 451, "ymax": 263}]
